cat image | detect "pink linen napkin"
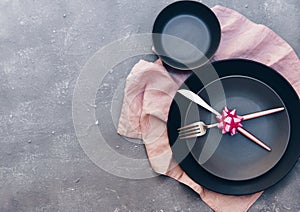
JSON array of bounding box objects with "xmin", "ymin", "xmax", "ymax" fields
[{"xmin": 117, "ymin": 5, "xmax": 300, "ymax": 212}]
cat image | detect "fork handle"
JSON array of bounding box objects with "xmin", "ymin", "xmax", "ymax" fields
[
  {"xmin": 237, "ymin": 127, "xmax": 271, "ymax": 151},
  {"xmin": 206, "ymin": 123, "xmax": 219, "ymax": 129}
]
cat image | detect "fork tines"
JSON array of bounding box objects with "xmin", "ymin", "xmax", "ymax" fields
[
  {"xmin": 179, "ymin": 130, "xmax": 202, "ymax": 139},
  {"xmin": 178, "ymin": 122, "xmax": 200, "ymax": 130},
  {"xmin": 178, "ymin": 122, "xmax": 202, "ymax": 139}
]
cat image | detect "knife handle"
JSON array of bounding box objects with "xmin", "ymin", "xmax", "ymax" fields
[{"xmin": 237, "ymin": 127, "xmax": 271, "ymax": 152}]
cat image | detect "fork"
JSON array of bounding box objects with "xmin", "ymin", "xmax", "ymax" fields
[
  {"xmin": 178, "ymin": 107, "xmax": 285, "ymax": 139},
  {"xmin": 178, "ymin": 121, "xmax": 219, "ymax": 139}
]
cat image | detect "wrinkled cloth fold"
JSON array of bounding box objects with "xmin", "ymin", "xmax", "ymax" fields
[{"xmin": 117, "ymin": 5, "xmax": 300, "ymax": 212}]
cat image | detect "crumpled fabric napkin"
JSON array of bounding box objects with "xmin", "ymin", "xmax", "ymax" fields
[{"xmin": 117, "ymin": 5, "xmax": 300, "ymax": 212}]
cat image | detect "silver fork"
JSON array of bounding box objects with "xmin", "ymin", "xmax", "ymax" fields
[{"xmin": 178, "ymin": 121, "xmax": 219, "ymax": 139}]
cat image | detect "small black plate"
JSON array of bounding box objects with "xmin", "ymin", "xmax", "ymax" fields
[
  {"xmin": 152, "ymin": 1, "xmax": 221, "ymax": 70},
  {"xmin": 167, "ymin": 59, "xmax": 300, "ymax": 195},
  {"xmin": 186, "ymin": 76, "xmax": 290, "ymax": 181}
]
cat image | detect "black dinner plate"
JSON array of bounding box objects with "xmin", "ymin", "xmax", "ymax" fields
[
  {"xmin": 167, "ymin": 59, "xmax": 300, "ymax": 195},
  {"xmin": 152, "ymin": 1, "xmax": 221, "ymax": 70}
]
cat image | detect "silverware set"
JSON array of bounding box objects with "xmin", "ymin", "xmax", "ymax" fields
[{"xmin": 177, "ymin": 89, "xmax": 285, "ymax": 151}]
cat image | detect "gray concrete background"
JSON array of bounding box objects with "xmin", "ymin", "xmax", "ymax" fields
[{"xmin": 0, "ymin": 0, "xmax": 299, "ymax": 211}]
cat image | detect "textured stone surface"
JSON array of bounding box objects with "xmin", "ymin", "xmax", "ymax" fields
[{"xmin": 0, "ymin": 0, "xmax": 299, "ymax": 211}]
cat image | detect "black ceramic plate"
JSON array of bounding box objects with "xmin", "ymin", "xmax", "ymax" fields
[
  {"xmin": 152, "ymin": 1, "xmax": 221, "ymax": 70},
  {"xmin": 186, "ymin": 75, "xmax": 290, "ymax": 181},
  {"xmin": 167, "ymin": 59, "xmax": 300, "ymax": 195}
]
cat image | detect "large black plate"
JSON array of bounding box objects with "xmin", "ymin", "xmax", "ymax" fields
[
  {"xmin": 167, "ymin": 59, "xmax": 300, "ymax": 195},
  {"xmin": 152, "ymin": 1, "xmax": 221, "ymax": 70}
]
